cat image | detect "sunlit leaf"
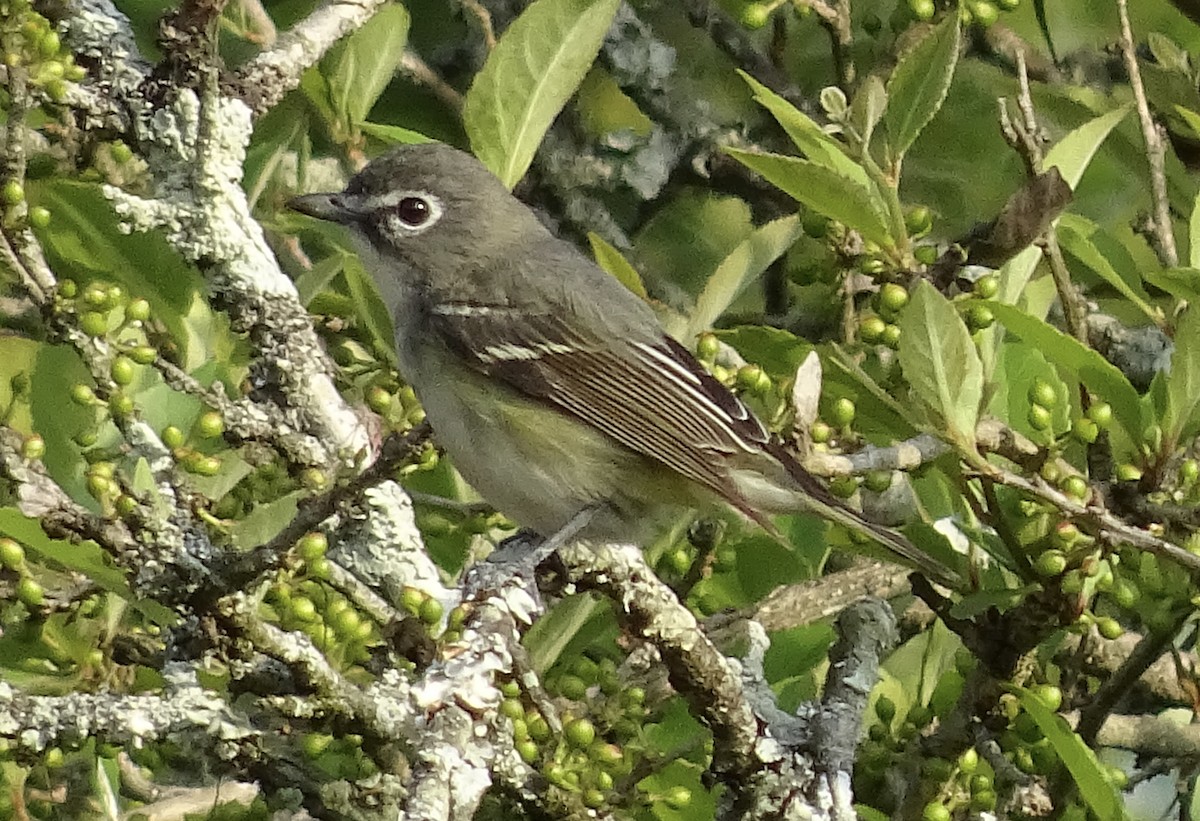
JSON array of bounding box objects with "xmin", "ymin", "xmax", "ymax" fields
[{"xmin": 464, "ymin": 0, "xmax": 621, "ymax": 188}]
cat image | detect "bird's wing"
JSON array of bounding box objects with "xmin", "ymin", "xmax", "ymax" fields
[{"xmin": 427, "ymin": 302, "xmax": 773, "ymax": 521}]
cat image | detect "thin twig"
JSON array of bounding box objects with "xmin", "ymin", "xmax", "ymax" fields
[{"xmin": 1116, "ymin": 0, "xmax": 1179, "ymax": 267}]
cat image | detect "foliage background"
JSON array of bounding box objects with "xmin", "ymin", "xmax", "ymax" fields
[{"xmin": 3, "ymin": 0, "xmax": 1200, "ymax": 819}]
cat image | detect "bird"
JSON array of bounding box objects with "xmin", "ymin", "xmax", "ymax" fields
[{"xmin": 289, "ymin": 142, "xmax": 959, "ymax": 588}]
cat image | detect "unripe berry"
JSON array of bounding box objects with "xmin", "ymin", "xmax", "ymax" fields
[
  {"xmin": 70, "ymin": 384, "xmax": 96, "ymax": 406},
  {"xmin": 196, "ymin": 410, "xmax": 224, "ymax": 439},
  {"xmin": 0, "ymin": 538, "xmax": 25, "ymax": 569},
  {"xmin": 830, "ymin": 397, "xmax": 856, "ymax": 427},
  {"xmin": 1027, "ymin": 404, "xmax": 1052, "ymax": 431},
  {"xmin": 973, "ymin": 274, "xmax": 999, "ymax": 299},
  {"xmin": 110, "ymin": 356, "xmax": 135, "ymax": 386},
  {"xmin": 1087, "ymin": 402, "xmax": 1113, "ymax": 429},
  {"xmin": 1034, "ymin": 549, "xmax": 1067, "ymax": 577},
  {"xmin": 860, "ymin": 315, "xmax": 886, "ymax": 343},
  {"xmin": 965, "ymin": 303, "xmax": 994, "ymax": 330},
  {"xmin": 296, "ymin": 532, "xmax": 327, "ymax": 561},
  {"xmin": 125, "ymin": 298, "xmax": 151, "ymax": 323},
  {"xmin": 909, "ymin": 0, "xmax": 935, "ymax": 20},
  {"xmin": 17, "ymin": 577, "xmax": 44, "ymax": 607},
  {"xmin": 21, "ymin": 434, "xmax": 45, "ymax": 460},
  {"xmin": 879, "ymin": 283, "xmax": 909, "ymax": 313},
  {"xmin": 740, "ymin": 2, "xmax": 771, "ymax": 29},
  {"xmin": 564, "ymin": 718, "xmax": 596, "ymax": 748},
  {"xmin": 28, "ymin": 206, "xmax": 51, "ymax": 228},
  {"xmin": 161, "ymin": 425, "xmax": 185, "ymax": 449},
  {"xmin": 79, "ymin": 311, "xmax": 108, "ymax": 337},
  {"xmin": 1028, "ymin": 378, "xmax": 1058, "ymax": 408},
  {"xmin": 2, "ymin": 180, "xmax": 24, "ymax": 206}
]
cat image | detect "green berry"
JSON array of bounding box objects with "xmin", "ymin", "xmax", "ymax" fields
[
  {"xmin": 366, "ymin": 386, "xmax": 392, "ymax": 414},
  {"xmin": 1027, "ymin": 404, "xmax": 1052, "ymax": 431},
  {"xmin": 1180, "ymin": 459, "xmax": 1200, "ymax": 485},
  {"xmin": 969, "ymin": 1, "xmax": 999, "ymax": 26},
  {"xmin": 860, "ymin": 315, "xmax": 886, "ymax": 343},
  {"xmin": 914, "ymin": 244, "xmax": 939, "ymax": 265},
  {"xmin": 922, "ymin": 801, "xmax": 951, "ymax": 821},
  {"xmin": 193, "ymin": 455, "xmax": 221, "ymax": 476},
  {"xmin": 557, "ymin": 674, "xmax": 588, "ymax": 700},
  {"xmin": 70, "ymin": 384, "xmax": 96, "ymax": 406},
  {"xmin": 0, "ymin": 538, "xmax": 25, "ymax": 569},
  {"xmin": 810, "ymin": 420, "xmax": 832, "ymax": 444},
  {"xmin": 740, "ymin": 2, "xmax": 771, "ymax": 29},
  {"xmin": 1073, "ymin": 418, "xmax": 1099, "ymax": 444},
  {"xmin": 17, "ymin": 577, "xmax": 44, "ymax": 607},
  {"xmin": 1028, "ymin": 378, "xmax": 1058, "ymax": 408},
  {"xmin": 301, "ymin": 732, "xmax": 333, "ymax": 758},
  {"xmin": 1034, "ymin": 549, "xmax": 1067, "ymax": 577},
  {"xmin": 564, "ymin": 718, "xmax": 596, "ymax": 748},
  {"xmin": 21, "ymin": 434, "xmax": 45, "ymax": 460},
  {"xmin": 966, "ymin": 303, "xmax": 995, "ymax": 330},
  {"xmin": 128, "ymin": 346, "xmax": 157, "ymax": 365},
  {"xmin": 736, "ymin": 365, "xmax": 764, "ymax": 392},
  {"xmin": 970, "ymin": 790, "xmax": 997, "ymax": 811},
  {"xmin": 905, "ymin": 206, "xmax": 932, "ymax": 236},
  {"xmin": 909, "ymin": 0, "xmax": 935, "ymax": 20},
  {"xmin": 1032, "ymin": 684, "xmax": 1063, "ymax": 711},
  {"xmin": 1115, "ymin": 463, "xmax": 1142, "ymax": 482},
  {"xmin": 419, "ymin": 596, "xmax": 443, "ymax": 625},
  {"xmin": 516, "ymin": 739, "xmax": 539, "ymax": 763},
  {"xmin": 1087, "ymin": 402, "xmax": 1113, "ymax": 429},
  {"xmin": 874, "ymin": 695, "xmax": 896, "ymax": 724},
  {"xmin": 111, "ymin": 142, "xmax": 134, "ymax": 164},
  {"xmin": 2, "ymin": 180, "xmax": 24, "ymax": 206},
  {"xmin": 1052, "ymin": 521, "xmax": 1080, "ymax": 547},
  {"xmin": 1061, "ymin": 475, "xmax": 1088, "ymax": 500},
  {"xmin": 290, "ymin": 596, "xmax": 318, "ymax": 622},
  {"xmin": 125, "ymin": 298, "xmax": 151, "ymax": 323},
  {"xmin": 973, "ymin": 274, "xmax": 999, "ymax": 299},
  {"xmin": 958, "ymin": 747, "xmax": 979, "ymax": 774},
  {"xmin": 27, "ymin": 206, "xmax": 50, "ymax": 228},
  {"xmin": 863, "ymin": 470, "xmax": 892, "ymax": 493},
  {"xmin": 879, "ymin": 283, "xmax": 909, "ymax": 313},
  {"xmin": 39, "ymin": 31, "xmax": 61, "ymax": 58},
  {"xmin": 110, "ymin": 356, "xmax": 135, "ymax": 386},
  {"xmin": 296, "ymin": 532, "xmax": 327, "ymax": 561},
  {"xmin": 109, "ymin": 394, "xmax": 134, "ymax": 418},
  {"xmin": 830, "ymin": 397, "xmax": 856, "ymax": 427},
  {"xmin": 1112, "ymin": 578, "xmax": 1139, "ymax": 608},
  {"xmin": 196, "ymin": 411, "xmax": 224, "ymax": 439},
  {"xmin": 79, "ymin": 311, "xmax": 108, "ymax": 337},
  {"xmin": 881, "ymin": 323, "xmax": 902, "ymax": 348},
  {"xmin": 161, "ymin": 425, "xmax": 185, "ymax": 449},
  {"xmin": 1096, "ymin": 616, "xmax": 1123, "ymax": 640}
]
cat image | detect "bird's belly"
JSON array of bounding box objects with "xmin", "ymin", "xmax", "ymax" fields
[{"xmin": 405, "ymin": 357, "xmax": 680, "ymax": 541}]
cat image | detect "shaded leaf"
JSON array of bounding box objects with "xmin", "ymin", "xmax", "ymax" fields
[
  {"xmin": 687, "ymin": 215, "xmax": 802, "ymax": 337},
  {"xmin": 987, "ymin": 302, "xmax": 1142, "ymax": 442},
  {"xmin": 738, "ymin": 70, "xmax": 872, "ymax": 190},
  {"xmin": 850, "ymin": 74, "xmax": 888, "ymax": 148},
  {"xmin": 1057, "ymin": 213, "xmax": 1158, "ymax": 320},
  {"xmin": 1190, "ymin": 190, "xmax": 1200, "ymax": 269},
  {"xmin": 1164, "ymin": 307, "xmax": 1200, "ymax": 446},
  {"xmin": 897, "ymin": 281, "xmax": 982, "ymax": 447},
  {"xmin": 464, "ymin": 0, "xmax": 621, "ymax": 188},
  {"xmin": 359, "ymin": 121, "xmax": 435, "ymax": 146},
  {"xmin": 726, "ymin": 149, "xmax": 892, "ymax": 248},
  {"xmin": 588, "ymin": 232, "xmax": 647, "ymax": 299},
  {"xmin": 885, "ymin": 13, "xmax": 961, "ymax": 159},
  {"xmin": 1044, "ymin": 106, "xmax": 1130, "ymax": 190},
  {"xmin": 1145, "ymin": 266, "xmax": 1200, "ymax": 303},
  {"xmin": 325, "ymin": 3, "xmax": 410, "ymax": 127},
  {"xmin": 1012, "ymin": 686, "xmax": 1127, "ymax": 821}
]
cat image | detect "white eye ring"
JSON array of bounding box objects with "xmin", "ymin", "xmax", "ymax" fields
[{"xmin": 379, "ymin": 190, "xmax": 443, "ymax": 235}]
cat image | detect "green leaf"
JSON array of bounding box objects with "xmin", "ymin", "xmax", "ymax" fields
[
  {"xmin": 686, "ymin": 215, "xmax": 802, "ymax": 337},
  {"xmin": 725, "ymin": 149, "xmax": 892, "ymax": 249},
  {"xmin": 849, "ymin": 74, "xmax": 888, "ymax": 149},
  {"xmin": 884, "ymin": 13, "xmax": 961, "ymax": 159},
  {"xmin": 295, "ymin": 253, "xmax": 347, "ymax": 306},
  {"xmin": 464, "ymin": 0, "xmax": 621, "ymax": 188},
  {"xmin": 897, "ymin": 281, "xmax": 982, "ymax": 447},
  {"xmin": 1175, "ymin": 105, "xmax": 1200, "ymax": 137},
  {"xmin": 1056, "ymin": 213, "xmax": 1158, "ymax": 321},
  {"xmin": 1144, "ymin": 266, "xmax": 1200, "ymax": 304},
  {"xmin": 1012, "ymin": 686, "xmax": 1128, "ymax": 821},
  {"xmin": 324, "ymin": 3, "xmax": 410, "ymax": 127},
  {"xmin": 1164, "ymin": 307, "xmax": 1200, "ymax": 447},
  {"xmin": 1190, "ymin": 190, "xmax": 1200, "ymax": 269},
  {"xmin": 987, "ymin": 302, "xmax": 1143, "ymax": 442},
  {"xmin": 737, "ymin": 70, "xmax": 872, "ymax": 190},
  {"xmin": 359, "ymin": 121, "xmax": 435, "ymax": 146},
  {"xmin": 1044, "ymin": 106, "xmax": 1129, "ymax": 191},
  {"xmin": 587, "ymin": 232, "xmax": 647, "ymax": 299},
  {"xmin": 343, "ymin": 255, "xmax": 397, "ymax": 358}
]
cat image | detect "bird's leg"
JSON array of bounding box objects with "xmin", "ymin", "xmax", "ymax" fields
[{"xmin": 463, "ymin": 505, "xmax": 600, "ymax": 597}]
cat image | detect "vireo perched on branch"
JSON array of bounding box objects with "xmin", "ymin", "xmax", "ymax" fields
[{"xmin": 290, "ymin": 143, "xmax": 958, "ymax": 587}]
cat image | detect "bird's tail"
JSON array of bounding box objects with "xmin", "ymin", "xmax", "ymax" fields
[{"xmin": 766, "ymin": 444, "xmax": 962, "ymax": 588}]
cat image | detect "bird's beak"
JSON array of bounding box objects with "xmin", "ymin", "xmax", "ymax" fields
[{"xmin": 288, "ymin": 192, "xmax": 367, "ymax": 225}]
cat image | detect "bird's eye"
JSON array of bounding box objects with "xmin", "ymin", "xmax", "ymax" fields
[{"xmin": 395, "ymin": 196, "xmax": 431, "ymax": 227}]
